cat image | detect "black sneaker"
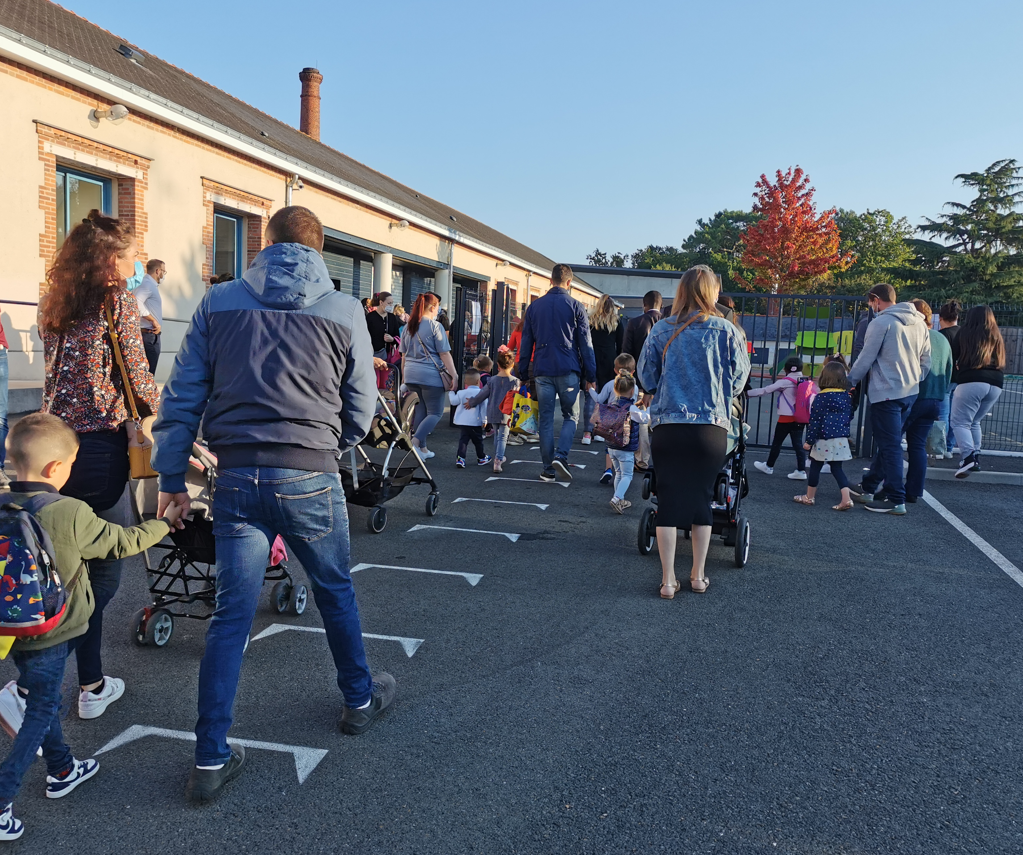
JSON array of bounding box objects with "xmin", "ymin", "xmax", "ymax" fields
[
  {"xmin": 850, "ymin": 483, "xmax": 873, "ymax": 504},
  {"xmin": 599, "ymin": 468, "xmax": 614, "ymax": 485},
  {"xmin": 185, "ymin": 745, "xmax": 246, "ymax": 803},
  {"xmin": 539, "ymin": 470, "xmax": 556, "ymax": 482},
  {"xmin": 341, "ymin": 673, "xmax": 396, "ymax": 735},
  {"xmin": 905, "ymin": 495, "xmax": 918, "ymax": 504},
  {"xmin": 864, "ymin": 498, "xmax": 906, "ymax": 515},
  {"xmin": 956, "ymin": 453, "xmax": 977, "ymax": 479},
  {"xmin": 552, "ymin": 458, "xmax": 573, "ymax": 481}
]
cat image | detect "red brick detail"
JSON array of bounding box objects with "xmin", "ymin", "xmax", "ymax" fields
[
  {"xmin": 201, "ymin": 178, "xmax": 271, "ymax": 283},
  {"xmin": 299, "ymin": 68, "xmax": 323, "ymax": 141}
]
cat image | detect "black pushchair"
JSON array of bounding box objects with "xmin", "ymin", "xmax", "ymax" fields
[
  {"xmin": 341, "ymin": 364, "xmax": 439, "ymax": 533},
  {"xmin": 131, "ymin": 442, "xmax": 306, "ymax": 649},
  {"xmin": 637, "ymin": 401, "xmax": 752, "ymax": 568}
]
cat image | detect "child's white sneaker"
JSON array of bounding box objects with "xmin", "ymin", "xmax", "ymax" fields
[
  {"xmin": 820, "ymin": 464, "xmax": 831, "ymax": 474},
  {"xmin": 45, "ymin": 757, "xmax": 99, "ymax": 799},
  {"xmin": 0, "ymin": 682, "xmax": 25, "ymax": 740},
  {"xmin": 581, "ymin": 433, "xmax": 592, "ymax": 445},
  {"xmin": 787, "ymin": 470, "xmax": 808, "ymax": 481},
  {"xmin": 0, "ymin": 803, "xmax": 22, "ymax": 840},
  {"xmin": 78, "ymin": 677, "xmax": 124, "ymax": 720},
  {"xmin": 754, "ymin": 461, "xmax": 773, "ymax": 475}
]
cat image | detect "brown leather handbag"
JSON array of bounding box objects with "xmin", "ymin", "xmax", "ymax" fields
[{"xmin": 105, "ymin": 298, "xmax": 158, "ymax": 479}]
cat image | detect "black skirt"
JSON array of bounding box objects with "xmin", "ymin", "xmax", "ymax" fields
[{"xmin": 651, "ymin": 423, "xmax": 728, "ymax": 528}]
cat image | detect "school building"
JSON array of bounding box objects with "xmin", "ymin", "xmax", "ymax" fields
[{"xmin": 0, "ymin": 0, "xmax": 601, "ymax": 408}]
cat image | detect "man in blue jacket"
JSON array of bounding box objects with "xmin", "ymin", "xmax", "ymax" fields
[
  {"xmin": 517, "ymin": 264, "xmax": 597, "ymax": 482},
  {"xmin": 152, "ymin": 206, "xmax": 395, "ymax": 803}
]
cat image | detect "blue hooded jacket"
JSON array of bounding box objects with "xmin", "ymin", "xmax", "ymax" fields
[{"xmin": 152, "ymin": 243, "xmax": 376, "ymax": 493}]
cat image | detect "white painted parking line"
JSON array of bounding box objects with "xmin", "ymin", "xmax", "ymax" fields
[
  {"xmin": 408, "ymin": 524, "xmax": 520, "ymax": 542},
  {"xmin": 486, "ymin": 476, "xmax": 570, "ymax": 488},
  {"xmin": 507, "ymin": 460, "xmax": 586, "ymax": 470},
  {"xmin": 923, "ymin": 491, "xmax": 1023, "ymax": 589},
  {"xmin": 95, "ymin": 725, "xmax": 327, "ymax": 784},
  {"xmin": 452, "ymin": 498, "xmax": 549, "ymax": 510},
  {"xmin": 251, "ymin": 623, "xmax": 424, "ymax": 657},
  {"xmin": 527, "ymin": 446, "xmax": 600, "ymax": 455},
  {"xmin": 351, "ymin": 562, "xmax": 483, "ymax": 586}
]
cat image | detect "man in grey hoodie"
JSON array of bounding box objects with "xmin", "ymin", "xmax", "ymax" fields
[{"xmin": 848, "ymin": 283, "xmax": 931, "ymax": 514}]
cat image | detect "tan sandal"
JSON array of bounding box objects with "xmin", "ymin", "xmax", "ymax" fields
[
  {"xmin": 691, "ymin": 577, "xmax": 710, "ymax": 594},
  {"xmin": 833, "ymin": 500, "xmax": 855, "ymax": 511},
  {"xmin": 793, "ymin": 494, "xmax": 815, "ymax": 506},
  {"xmin": 659, "ymin": 580, "xmax": 681, "ymax": 600}
]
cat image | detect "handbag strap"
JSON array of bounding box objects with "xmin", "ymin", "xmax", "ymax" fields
[
  {"xmin": 416, "ymin": 328, "xmax": 449, "ymax": 378},
  {"xmin": 104, "ymin": 296, "xmax": 142, "ymax": 426}
]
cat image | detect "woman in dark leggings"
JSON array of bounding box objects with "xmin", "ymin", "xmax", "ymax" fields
[{"xmin": 40, "ymin": 210, "xmax": 160, "ymax": 720}]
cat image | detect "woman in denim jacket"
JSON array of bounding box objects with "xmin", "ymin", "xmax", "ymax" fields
[{"xmin": 638, "ymin": 266, "xmax": 750, "ymax": 599}]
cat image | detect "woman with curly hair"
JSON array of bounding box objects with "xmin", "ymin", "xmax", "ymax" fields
[{"xmin": 38, "ymin": 209, "xmax": 160, "ymax": 720}]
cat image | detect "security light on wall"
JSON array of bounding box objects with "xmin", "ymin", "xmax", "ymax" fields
[
  {"xmin": 498, "ymin": 261, "xmax": 511, "ymax": 267},
  {"xmin": 89, "ymin": 104, "xmax": 129, "ymax": 127},
  {"xmin": 390, "ymin": 219, "xmax": 409, "ymax": 231}
]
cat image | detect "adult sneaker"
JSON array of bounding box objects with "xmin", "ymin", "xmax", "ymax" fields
[
  {"xmin": 956, "ymin": 453, "xmax": 978, "ymax": 478},
  {"xmin": 46, "ymin": 757, "xmax": 99, "ymax": 799},
  {"xmin": 600, "ymin": 468, "xmax": 614, "ymax": 485},
  {"xmin": 0, "ymin": 803, "xmax": 22, "ymax": 840},
  {"xmin": 78, "ymin": 677, "xmax": 125, "ymax": 720},
  {"xmin": 864, "ymin": 499, "xmax": 906, "ymax": 515},
  {"xmin": 552, "ymin": 459, "xmax": 573, "ymax": 481},
  {"xmin": 0, "ymin": 681, "xmax": 25, "ymax": 740},
  {"xmin": 493, "ymin": 460, "xmax": 503, "ymax": 474},
  {"xmin": 754, "ymin": 461, "xmax": 774, "ymax": 475},
  {"xmin": 609, "ymin": 497, "xmax": 632, "ymax": 514},
  {"xmin": 506, "ymin": 435, "xmax": 524, "ymax": 446},
  {"xmin": 185, "ymin": 745, "xmax": 246, "ymax": 803},
  {"xmin": 524, "ymin": 435, "xmax": 540, "ymax": 443},
  {"xmin": 787, "ymin": 470, "xmax": 807, "ymax": 481},
  {"xmin": 593, "ymin": 435, "xmax": 605, "ymax": 442},
  {"xmin": 341, "ymin": 673, "xmax": 396, "ymax": 735},
  {"xmin": 850, "ymin": 484, "xmax": 873, "ymax": 504},
  {"xmin": 539, "ymin": 470, "xmax": 556, "ymax": 482}
]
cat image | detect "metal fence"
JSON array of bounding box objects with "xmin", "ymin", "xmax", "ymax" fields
[{"xmin": 725, "ymin": 293, "xmax": 1023, "ymax": 455}]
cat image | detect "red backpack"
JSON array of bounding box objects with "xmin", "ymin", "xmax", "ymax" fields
[{"xmin": 788, "ymin": 376, "xmax": 818, "ymax": 424}]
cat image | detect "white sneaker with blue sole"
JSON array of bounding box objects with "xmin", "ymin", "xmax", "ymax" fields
[{"xmin": 46, "ymin": 757, "xmax": 99, "ymax": 799}]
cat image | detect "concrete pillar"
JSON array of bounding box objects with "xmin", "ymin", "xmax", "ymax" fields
[
  {"xmin": 434, "ymin": 267, "xmax": 452, "ymax": 313},
  {"xmin": 373, "ymin": 252, "xmax": 393, "ymax": 296}
]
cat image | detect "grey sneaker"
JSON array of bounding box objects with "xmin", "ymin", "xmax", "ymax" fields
[
  {"xmin": 850, "ymin": 484, "xmax": 873, "ymax": 504},
  {"xmin": 552, "ymin": 458, "xmax": 573, "ymax": 481},
  {"xmin": 864, "ymin": 499, "xmax": 906, "ymax": 515},
  {"xmin": 609, "ymin": 497, "xmax": 632, "ymax": 514},
  {"xmin": 341, "ymin": 673, "xmax": 396, "ymax": 735},
  {"xmin": 185, "ymin": 745, "xmax": 246, "ymax": 803}
]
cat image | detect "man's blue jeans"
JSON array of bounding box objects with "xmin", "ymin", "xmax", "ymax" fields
[
  {"xmin": 862, "ymin": 395, "xmax": 916, "ymax": 504},
  {"xmin": 0, "ymin": 643, "xmax": 74, "ymax": 805},
  {"xmin": 197, "ymin": 467, "xmax": 372, "ymax": 766},
  {"xmin": 535, "ymin": 373, "xmax": 580, "ymax": 473},
  {"xmin": 904, "ymin": 396, "xmax": 941, "ymax": 500}
]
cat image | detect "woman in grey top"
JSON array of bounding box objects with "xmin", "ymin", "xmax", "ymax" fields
[{"xmin": 400, "ymin": 292, "xmax": 457, "ymax": 460}]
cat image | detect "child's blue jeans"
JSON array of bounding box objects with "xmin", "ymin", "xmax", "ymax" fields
[
  {"xmin": 0, "ymin": 643, "xmax": 74, "ymax": 805},
  {"xmin": 495, "ymin": 424, "xmax": 510, "ymax": 462},
  {"xmin": 609, "ymin": 448, "xmax": 635, "ymax": 501}
]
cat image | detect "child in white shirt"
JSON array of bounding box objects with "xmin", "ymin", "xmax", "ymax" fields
[{"xmin": 448, "ymin": 369, "xmax": 492, "ymax": 468}]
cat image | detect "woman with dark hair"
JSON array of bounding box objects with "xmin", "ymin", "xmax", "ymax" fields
[
  {"xmin": 582, "ymin": 295, "xmax": 625, "ymax": 444},
  {"xmin": 950, "ymin": 306, "xmax": 1005, "ymax": 477},
  {"xmin": 365, "ymin": 291, "xmax": 400, "ymax": 360},
  {"xmin": 400, "ymin": 292, "xmax": 457, "ymax": 459},
  {"xmin": 39, "ymin": 209, "xmax": 160, "ymax": 719},
  {"xmin": 936, "ymin": 299, "xmax": 961, "ymax": 456},
  {"xmin": 638, "ymin": 266, "xmax": 750, "ymax": 599}
]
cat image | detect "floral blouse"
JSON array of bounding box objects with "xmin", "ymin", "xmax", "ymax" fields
[{"xmin": 42, "ymin": 288, "xmax": 161, "ymax": 433}]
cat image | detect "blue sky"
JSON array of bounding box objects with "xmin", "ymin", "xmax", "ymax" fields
[{"xmin": 69, "ymin": 0, "xmax": 1023, "ymax": 264}]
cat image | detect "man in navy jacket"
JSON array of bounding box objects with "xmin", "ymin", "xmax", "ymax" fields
[
  {"xmin": 517, "ymin": 264, "xmax": 597, "ymax": 482},
  {"xmin": 153, "ymin": 206, "xmax": 395, "ymax": 803}
]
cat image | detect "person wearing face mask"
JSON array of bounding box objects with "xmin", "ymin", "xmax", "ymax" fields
[
  {"xmin": 365, "ymin": 292, "xmax": 400, "ymax": 360},
  {"xmin": 37, "ymin": 209, "xmax": 160, "ymax": 721},
  {"xmin": 134, "ymin": 259, "xmax": 165, "ymax": 373}
]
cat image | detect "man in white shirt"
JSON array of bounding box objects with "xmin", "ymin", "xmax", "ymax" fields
[{"xmin": 136, "ymin": 258, "xmax": 165, "ymax": 373}]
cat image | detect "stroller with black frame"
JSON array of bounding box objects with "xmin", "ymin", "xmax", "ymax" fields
[
  {"xmin": 131, "ymin": 442, "xmax": 305, "ymax": 649},
  {"xmin": 340, "ymin": 363, "xmax": 439, "ymax": 534},
  {"xmin": 637, "ymin": 397, "xmax": 752, "ymax": 567}
]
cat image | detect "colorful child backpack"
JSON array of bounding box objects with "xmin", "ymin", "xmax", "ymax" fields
[
  {"xmin": 789, "ymin": 376, "xmax": 819, "ymax": 424},
  {"xmin": 0, "ymin": 496, "xmax": 66, "ymax": 639},
  {"xmin": 592, "ymin": 400, "xmax": 633, "ymax": 450}
]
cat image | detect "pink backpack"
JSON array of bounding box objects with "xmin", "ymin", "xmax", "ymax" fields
[{"xmin": 788, "ymin": 376, "xmax": 818, "ymax": 424}]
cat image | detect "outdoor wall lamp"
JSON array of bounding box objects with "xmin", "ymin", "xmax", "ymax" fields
[
  {"xmin": 89, "ymin": 104, "xmax": 129, "ymax": 126},
  {"xmin": 390, "ymin": 219, "xmax": 409, "ymax": 230},
  {"xmin": 285, "ymin": 174, "xmax": 304, "ymax": 205}
]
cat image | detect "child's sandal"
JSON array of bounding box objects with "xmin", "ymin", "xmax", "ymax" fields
[
  {"xmin": 832, "ymin": 500, "xmax": 854, "ymax": 511},
  {"xmin": 793, "ymin": 494, "xmax": 815, "ymax": 506}
]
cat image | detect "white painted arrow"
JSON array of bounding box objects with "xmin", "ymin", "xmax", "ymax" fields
[
  {"xmin": 486, "ymin": 476, "xmax": 570, "ymax": 488},
  {"xmin": 251, "ymin": 623, "xmax": 424, "ymax": 657},
  {"xmin": 508, "ymin": 460, "xmax": 585, "ymax": 469},
  {"xmin": 95, "ymin": 725, "xmax": 327, "ymax": 784},
  {"xmin": 527, "ymin": 446, "xmax": 600, "ymax": 455},
  {"xmin": 407, "ymin": 524, "xmax": 520, "ymax": 542},
  {"xmin": 350, "ymin": 562, "xmax": 482, "ymax": 586},
  {"xmin": 452, "ymin": 498, "xmax": 549, "ymax": 510}
]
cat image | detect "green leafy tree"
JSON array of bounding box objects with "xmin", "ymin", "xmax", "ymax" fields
[
  {"xmin": 680, "ymin": 210, "xmax": 761, "ymax": 288},
  {"xmin": 630, "ymin": 244, "xmax": 689, "ymax": 270},
  {"xmin": 834, "ymin": 208, "xmax": 916, "ymax": 292},
  {"xmin": 916, "ymin": 159, "xmax": 1023, "ymax": 301},
  {"xmin": 586, "ymin": 249, "xmax": 628, "ymax": 267}
]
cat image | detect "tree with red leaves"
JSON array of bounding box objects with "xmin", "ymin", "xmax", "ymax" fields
[{"xmin": 738, "ymin": 167, "xmax": 853, "ymax": 293}]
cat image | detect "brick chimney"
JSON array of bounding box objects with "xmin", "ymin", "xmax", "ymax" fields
[{"xmin": 299, "ymin": 67, "xmax": 323, "ymax": 140}]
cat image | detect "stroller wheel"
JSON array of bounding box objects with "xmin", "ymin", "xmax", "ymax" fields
[
  {"xmin": 368, "ymin": 506, "xmax": 387, "ymax": 534},
  {"xmin": 714, "ymin": 475, "xmax": 728, "ymax": 506},
  {"xmin": 272, "ymin": 581, "xmax": 291, "ymax": 615},
  {"xmin": 734, "ymin": 515, "xmax": 751, "ymax": 568},
  {"xmin": 425, "ymin": 492, "xmax": 439, "ymax": 517},
  {"xmin": 641, "ymin": 472, "xmax": 653, "ymax": 501},
  {"xmin": 289, "ymin": 584, "xmax": 308, "ymax": 616},
  {"xmin": 638, "ymin": 507, "xmax": 657, "ymax": 555},
  {"xmin": 145, "ymin": 609, "xmax": 174, "ymax": 648}
]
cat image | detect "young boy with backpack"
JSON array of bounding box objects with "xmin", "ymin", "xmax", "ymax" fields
[
  {"xmin": 748, "ymin": 356, "xmax": 817, "ymax": 480},
  {"xmin": 588, "ymin": 373, "xmax": 650, "ymax": 513},
  {"xmin": 0, "ymin": 413, "xmax": 181, "ymax": 841}
]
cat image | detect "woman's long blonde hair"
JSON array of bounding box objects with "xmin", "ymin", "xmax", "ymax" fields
[
  {"xmin": 671, "ymin": 265, "xmax": 721, "ymax": 322},
  {"xmin": 589, "ymin": 294, "xmax": 620, "ymax": 333}
]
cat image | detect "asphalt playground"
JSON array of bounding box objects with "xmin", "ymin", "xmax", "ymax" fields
[{"xmin": 1, "ymin": 418, "xmax": 1021, "ymax": 854}]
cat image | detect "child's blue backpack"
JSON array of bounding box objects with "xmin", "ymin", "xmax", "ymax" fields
[{"xmin": 0, "ymin": 496, "xmax": 66, "ymax": 639}]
